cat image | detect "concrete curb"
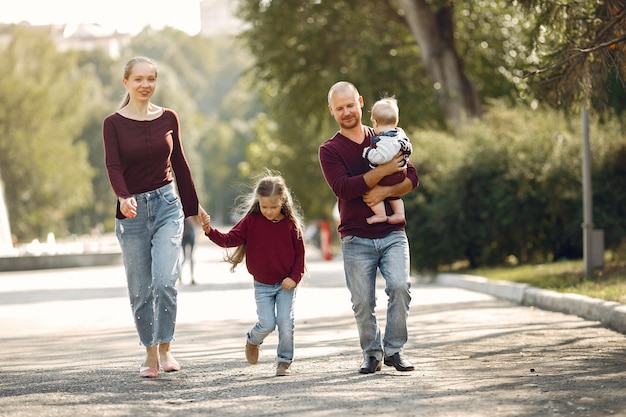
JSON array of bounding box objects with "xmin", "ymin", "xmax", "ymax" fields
[
  {"xmin": 0, "ymin": 252, "xmax": 122, "ymax": 271},
  {"xmin": 435, "ymin": 273, "xmax": 626, "ymax": 335}
]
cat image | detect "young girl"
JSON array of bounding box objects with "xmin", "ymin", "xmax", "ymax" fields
[{"xmin": 200, "ymin": 173, "xmax": 305, "ymax": 376}]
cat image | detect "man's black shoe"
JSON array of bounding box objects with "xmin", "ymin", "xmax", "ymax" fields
[
  {"xmin": 384, "ymin": 353, "xmax": 415, "ymax": 371},
  {"xmin": 359, "ymin": 356, "xmax": 382, "ymax": 374}
]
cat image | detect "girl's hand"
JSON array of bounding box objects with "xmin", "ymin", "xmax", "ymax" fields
[
  {"xmin": 282, "ymin": 277, "xmax": 297, "ymax": 290},
  {"xmin": 197, "ymin": 205, "xmax": 208, "ymax": 226},
  {"xmin": 119, "ymin": 196, "xmax": 137, "ymax": 218}
]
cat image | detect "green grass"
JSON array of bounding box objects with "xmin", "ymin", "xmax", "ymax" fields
[{"xmin": 463, "ymin": 260, "xmax": 626, "ymax": 304}]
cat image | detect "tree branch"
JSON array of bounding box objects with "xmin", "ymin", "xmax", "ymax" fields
[{"xmin": 523, "ymin": 34, "xmax": 626, "ymax": 79}]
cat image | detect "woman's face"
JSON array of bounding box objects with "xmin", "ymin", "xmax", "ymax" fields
[{"xmin": 123, "ymin": 62, "xmax": 157, "ymax": 103}]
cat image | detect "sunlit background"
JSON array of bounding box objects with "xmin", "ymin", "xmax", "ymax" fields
[{"xmin": 0, "ymin": 0, "xmax": 241, "ymax": 36}]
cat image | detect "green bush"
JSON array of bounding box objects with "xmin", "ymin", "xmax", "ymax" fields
[{"xmin": 406, "ymin": 101, "xmax": 626, "ymax": 272}]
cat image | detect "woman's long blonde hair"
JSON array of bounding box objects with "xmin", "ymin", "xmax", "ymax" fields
[{"xmin": 224, "ymin": 171, "xmax": 305, "ymax": 272}]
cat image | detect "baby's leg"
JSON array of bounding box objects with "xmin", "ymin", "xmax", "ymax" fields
[
  {"xmin": 366, "ymin": 202, "xmax": 389, "ymax": 224},
  {"xmin": 387, "ymin": 199, "xmax": 406, "ymax": 224}
]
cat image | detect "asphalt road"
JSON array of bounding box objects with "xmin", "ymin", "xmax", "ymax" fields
[{"xmin": 1, "ymin": 241, "xmax": 626, "ymax": 417}]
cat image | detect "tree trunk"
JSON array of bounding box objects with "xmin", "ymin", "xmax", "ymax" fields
[{"xmin": 396, "ymin": 0, "xmax": 482, "ymax": 123}]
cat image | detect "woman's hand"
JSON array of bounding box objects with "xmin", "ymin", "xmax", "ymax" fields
[{"xmin": 119, "ymin": 196, "xmax": 137, "ymax": 218}]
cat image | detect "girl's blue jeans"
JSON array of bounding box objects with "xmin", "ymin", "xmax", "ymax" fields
[
  {"xmin": 115, "ymin": 182, "xmax": 184, "ymax": 347},
  {"xmin": 248, "ymin": 281, "xmax": 297, "ymax": 363},
  {"xmin": 340, "ymin": 231, "xmax": 412, "ymax": 360}
]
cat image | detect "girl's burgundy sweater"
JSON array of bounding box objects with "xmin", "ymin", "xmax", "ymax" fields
[{"xmin": 207, "ymin": 213, "xmax": 305, "ymax": 285}]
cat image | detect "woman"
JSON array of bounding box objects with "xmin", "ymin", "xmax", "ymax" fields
[{"xmin": 103, "ymin": 56, "xmax": 207, "ymax": 378}]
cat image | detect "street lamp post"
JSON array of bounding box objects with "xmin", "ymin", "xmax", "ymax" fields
[{"xmin": 581, "ymin": 107, "xmax": 594, "ymax": 276}]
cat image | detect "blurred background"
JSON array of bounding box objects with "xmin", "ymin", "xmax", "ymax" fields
[{"xmin": 0, "ymin": 0, "xmax": 624, "ymax": 273}]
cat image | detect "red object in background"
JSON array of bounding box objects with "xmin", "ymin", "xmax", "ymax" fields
[{"xmin": 319, "ymin": 220, "xmax": 333, "ymax": 261}]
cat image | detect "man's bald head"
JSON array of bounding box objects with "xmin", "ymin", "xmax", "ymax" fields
[{"xmin": 328, "ymin": 81, "xmax": 360, "ymax": 106}]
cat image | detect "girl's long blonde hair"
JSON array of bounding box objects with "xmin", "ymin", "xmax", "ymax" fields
[{"xmin": 225, "ymin": 171, "xmax": 305, "ymax": 272}]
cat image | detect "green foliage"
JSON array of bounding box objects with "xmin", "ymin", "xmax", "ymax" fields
[
  {"xmin": 124, "ymin": 28, "xmax": 262, "ymax": 223},
  {"xmin": 69, "ymin": 50, "xmax": 120, "ymax": 233},
  {"xmin": 0, "ymin": 27, "xmax": 95, "ymax": 240},
  {"xmin": 592, "ymin": 124, "xmax": 626, "ymax": 249},
  {"xmin": 232, "ymin": 0, "xmax": 575, "ymax": 220},
  {"xmin": 406, "ymin": 101, "xmax": 626, "ymax": 271},
  {"xmin": 2, "ymin": 0, "xmax": 624, "ymax": 256},
  {"xmin": 466, "ymin": 260, "xmax": 626, "ymax": 304},
  {"xmin": 0, "ymin": 25, "xmax": 263, "ymax": 240},
  {"xmin": 236, "ymin": 0, "xmax": 441, "ymax": 128},
  {"xmin": 516, "ymin": 0, "xmax": 626, "ymax": 109},
  {"xmin": 129, "ymin": 28, "xmax": 255, "ymax": 118},
  {"xmin": 454, "ymin": 0, "xmax": 536, "ymax": 103},
  {"xmin": 242, "ymin": 109, "xmax": 337, "ymax": 222},
  {"xmin": 235, "ymin": 0, "xmax": 442, "ymax": 219},
  {"xmin": 234, "ymin": 0, "xmax": 625, "ymax": 249}
]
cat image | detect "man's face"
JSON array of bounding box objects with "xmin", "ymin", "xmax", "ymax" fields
[{"xmin": 329, "ymin": 90, "xmax": 363, "ymax": 130}]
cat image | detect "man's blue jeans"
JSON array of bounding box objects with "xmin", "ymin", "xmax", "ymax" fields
[
  {"xmin": 115, "ymin": 182, "xmax": 184, "ymax": 347},
  {"xmin": 248, "ymin": 281, "xmax": 297, "ymax": 363},
  {"xmin": 341, "ymin": 231, "xmax": 411, "ymax": 360}
]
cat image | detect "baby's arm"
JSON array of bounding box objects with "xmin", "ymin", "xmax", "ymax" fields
[{"xmin": 363, "ymin": 138, "xmax": 401, "ymax": 165}]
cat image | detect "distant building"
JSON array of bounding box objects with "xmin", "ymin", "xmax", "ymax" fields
[
  {"xmin": 0, "ymin": 0, "xmax": 243, "ymax": 57},
  {"xmin": 57, "ymin": 23, "xmax": 131, "ymax": 58},
  {"xmin": 0, "ymin": 22, "xmax": 130, "ymax": 59}
]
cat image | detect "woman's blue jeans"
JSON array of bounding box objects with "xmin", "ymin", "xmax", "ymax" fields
[
  {"xmin": 340, "ymin": 231, "xmax": 411, "ymax": 360},
  {"xmin": 115, "ymin": 182, "xmax": 184, "ymax": 347},
  {"xmin": 248, "ymin": 281, "xmax": 297, "ymax": 363}
]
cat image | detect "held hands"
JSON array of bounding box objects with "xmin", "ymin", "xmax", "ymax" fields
[
  {"xmin": 282, "ymin": 277, "xmax": 297, "ymax": 290},
  {"xmin": 119, "ymin": 196, "xmax": 137, "ymax": 218},
  {"xmin": 199, "ymin": 208, "xmax": 211, "ymax": 234}
]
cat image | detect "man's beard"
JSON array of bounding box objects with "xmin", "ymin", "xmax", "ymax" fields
[{"xmin": 340, "ymin": 115, "xmax": 360, "ymax": 130}]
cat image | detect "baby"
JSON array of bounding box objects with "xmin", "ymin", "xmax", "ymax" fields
[{"xmin": 362, "ymin": 97, "xmax": 412, "ymax": 224}]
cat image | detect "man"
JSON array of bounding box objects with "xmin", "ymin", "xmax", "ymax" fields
[{"xmin": 318, "ymin": 81, "xmax": 419, "ymax": 374}]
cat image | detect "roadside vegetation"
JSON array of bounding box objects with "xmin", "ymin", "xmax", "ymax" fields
[
  {"xmin": 461, "ymin": 254, "xmax": 626, "ymax": 304},
  {"xmin": 1, "ymin": 1, "xmax": 624, "ymax": 299}
]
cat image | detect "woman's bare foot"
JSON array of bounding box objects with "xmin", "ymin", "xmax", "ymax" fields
[
  {"xmin": 143, "ymin": 345, "xmax": 159, "ymax": 368},
  {"xmin": 139, "ymin": 345, "xmax": 159, "ymax": 378},
  {"xmin": 159, "ymin": 342, "xmax": 181, "ymax": 372}
]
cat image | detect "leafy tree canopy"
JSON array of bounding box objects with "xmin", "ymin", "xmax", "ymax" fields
[
  {"xmin": 518, "ymin": 0, "xmax": 626, "ymax": 109},
  {"xmin": 0, "ymin": 27, "xmax": 94, "ymax": 240}
]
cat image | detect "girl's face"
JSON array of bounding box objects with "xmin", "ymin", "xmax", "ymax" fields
[
  {"xmin": 258, "ymin": 195, "xmax": 284, "ymax": 222},
  {"xmin": 123, "ymin": 62, "xmax": 157, "ymax": 103}
]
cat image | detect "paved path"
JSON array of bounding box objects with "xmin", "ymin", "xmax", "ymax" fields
[{"xmin": 1, "ymin": 242, "xmax": 626, "ymax": 416}]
